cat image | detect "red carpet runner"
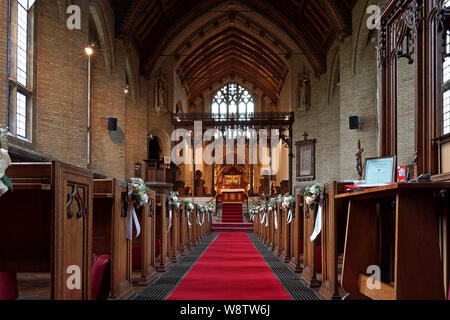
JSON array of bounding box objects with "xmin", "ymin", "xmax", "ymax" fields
[
  {"xmin": 168, "ymin": 233, "xmax": 291, "ymax": 300},
  {"xmin": 222, "ymin": 203, "xmax": 243, "ymax": 222}
]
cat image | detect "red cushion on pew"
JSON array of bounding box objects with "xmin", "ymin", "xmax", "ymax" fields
[
  {"xmin": 0, "ymin": 272, "xmax": 18, "ymax": 300},
  {"xmin": 132, "ymin": 244, "xmax": 142, "ymax": 270},
  {"xmin": 315, "ymin": 246, "xmax": 322, "ymax": 273},
  {"xmin": 91, "ymin": 254, "xmax": 111, "ymax": 301},
  {"xmin": 155, "ymin": 238, "xmax": 161, "ymax": 258}
]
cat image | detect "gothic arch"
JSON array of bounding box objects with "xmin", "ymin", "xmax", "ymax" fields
[
  {"xmin": 148, "ymin": 128, "xmax": 171, "ymax": 159},
  {"xmin": 125, "ymin": 48, "xmax": 140, "ymax": 104},
  {"xmin": 89, "ymin": 0, "xmax": 115, "ymax": 73},
  {"xmin": 351, "ymin": 0, "xmax": 376, "ymax": 75},
  {"xmin": 327, "ymin": 47, "xmax": 340, "ymax": 105}
]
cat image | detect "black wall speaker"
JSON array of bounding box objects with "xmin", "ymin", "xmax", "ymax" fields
[
  {"xmin": 107, "ymin": 118, "xmax": 118, "ymax": 131},
  {"xmin": 349, "ymin": 116, "xmax": 360, "ymax": 130}
]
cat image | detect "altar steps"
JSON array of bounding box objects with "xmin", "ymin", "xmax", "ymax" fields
[
  {"xmin": 212, "ymin": 223, "xmax": 253, "ymax": 233},
  {"xmin": 222, "ymin": 203, "xmax": 243, "ymax": 223}
]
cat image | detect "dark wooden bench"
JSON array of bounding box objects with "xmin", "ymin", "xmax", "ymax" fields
[
  {"xmin": 93, "ymin": 179, "xmax": 134, "ymax": 300},
  {"xmin": 0, "ymin": 161, "xmax": 93, "ymax": 300}
]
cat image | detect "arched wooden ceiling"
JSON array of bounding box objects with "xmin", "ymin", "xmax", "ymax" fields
[
  {"xmin": 112, "ymin": 0, "xmax": 355, "ymax": 103},
  {"xmin": 176, "ymin": 27, "xmax": 289, "ymax": 103},
  {"xmin": 113, "ymin": 0, "xmax": 355, "ymax": 72}
]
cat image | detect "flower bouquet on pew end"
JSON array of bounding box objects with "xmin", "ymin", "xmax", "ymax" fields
[
  {"xmin": 184, "ymin": 199, "xmax": 195, "ymax": 213},
  {"xmin": 129, "ymin": 177, "xmax": 148, "ymax": 208},
  {"xmin": 0, "ymin": 126, "xmax": 12, "ymax": 197},
  {"xmin": 282, "ymin": 194, "xmax": 295, "ymax": 224},
  {"xmin": 304, "ymin": 184, "xmax": 324, "ymax": 212},
  {"xmin": 168, "ymin": 191, "xmax": 182, "ymax": 210}
]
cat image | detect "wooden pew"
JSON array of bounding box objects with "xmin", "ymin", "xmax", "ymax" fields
[
  {"xmin": 265, "ymin": 210, "xmax": 271, "ymax": 247},
  {"xmin": 281, "ymin": 207, "xmax": 291, "ymax": 263},
  {"xmin": 192, "ymin": 207, "xmax": 200, "ymax": 247},
  {"xmin": 301, "ymin": 198, "xmax": 321, "ymax": 288},
  {"xmin": 185, "ymin": 205, "xmax": 194, "ymax": 253},
  {"xmin": 318, "ymin": 182, "xmax": 347, "ymax": 300},
  {"xmin": 155, "ymin": 194, "xmax": 171, "ymax": 272},
  {"xmin": 273, "ymin": 204, "xmax": 282, "ymax": 254},
  {"xmin": 179, "ymin": 203, "xmax": 187, "ymax": 256},
  {"xmin": 288, "ymin": 194, "xmax": 304, "ymax": 273},
  {"xmin": 0, "ymin": 161, "xmax": 93, "ymax": 300},
  {"xmin": 92, "ymin": 179, "xmax": 134, "ymax": 300},
  {"xmin": 133, "ymin": 189, "xmax": 158, "ymax": 286},
  {"xmin": 268, "ymin": 208, "xmax": 274, "ymax": 249},
  {"xmin": 168, "ymin": 203, "xmax": 180, "ymax": 263},
  {"xmin": 338, "ymin": 183, "xmax": 448, "ymax": 300}
]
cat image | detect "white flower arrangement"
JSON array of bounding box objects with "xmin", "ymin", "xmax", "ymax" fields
[
  {"xmin": 268, "ymin": 197, "xmax": 278, "ymax": 213},
  {"xmin": 282, "ymin": 194, "xmax": 295, "ymax": 210},
  {"xmin": 0, "ymin": 126, "xmax": 12, "ymax": 197},
  {"xmin": 184, "ymin": 200, "xmax": 195, "ymax": 213},
  {"xmin": 206, "ymin": 203, "xmax": 215, "ymax": 215},
  {"xmin": 197, "ymin": 203, "xmax": 207, "ymax": 213},
  {"xmin": 129, "ymin": 177, "xmax": 148, "ymax": 208},
  {"xmin": 304, "ymin": 184, "xmax": 324, "ymax": 211},
  {"xmin": 168, "ymin": 191, "xmax": 182, "ymax": 210}
]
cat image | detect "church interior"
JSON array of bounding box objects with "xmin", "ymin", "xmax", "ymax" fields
[{"xmin": 1, "ymin": 0, "xmax": 450, "ymax": 304}]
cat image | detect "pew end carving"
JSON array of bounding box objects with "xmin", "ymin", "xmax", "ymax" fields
[{"xmin": 0, "ymin": 161, "xmax": 93, "ymax": 300}]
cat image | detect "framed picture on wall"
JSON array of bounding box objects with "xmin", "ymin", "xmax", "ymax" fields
[{"xmin": 295, "ymin": 138, "xmax": 316, "ymax": 181}]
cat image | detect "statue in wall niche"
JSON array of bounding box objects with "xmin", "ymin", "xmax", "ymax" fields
[
  {"xmin": 154, "ymin": 78, "xmax": 167, "ymax": 115},
  {"xmin": 297, "ymin": 68, "xmax": 311, "ymax": 112}
]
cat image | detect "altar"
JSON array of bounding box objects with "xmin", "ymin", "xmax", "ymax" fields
[{"xmin": 221, "ymin": 189, "xmax": 246, "ymax": 203}]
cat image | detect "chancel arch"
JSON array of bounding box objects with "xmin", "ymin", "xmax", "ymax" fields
[
  {"xmin": 125, "ymin": 49, "xmax": 140, "ymax": 104},
  {"xmin": 148, "ymin": 128, "xmax": 171, "ymax": 160},
  {"xmin": 89, "ymin": 0, "xmax": 115, "ymax": 73}
]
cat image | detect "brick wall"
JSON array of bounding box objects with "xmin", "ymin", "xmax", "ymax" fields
[
  {"xmin": 396, "ymin": 56, "xmax": 416, "ymax": 166},
  {"xmin": 125, "ymin": 74, "xmax": 149, "ymax": 179},
  {"xmin": 34, "ymin": 0, "xmax": 89, "ymax": 167},
  {"xmin": 0, "ymin": 0, "xmax": 7, "ymax": 126},
  {"xmin": 292, "ymin": 0, "xmax": 383, "ymax": 191},
  {"xmin": 1, "ymin": 0, "xmax": 410, "ymax": 188}
]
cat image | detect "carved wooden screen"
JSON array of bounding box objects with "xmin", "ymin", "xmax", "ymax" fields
[{"xmin": 379, "ymin": 0, "xmax": 450, "ymax": 175}]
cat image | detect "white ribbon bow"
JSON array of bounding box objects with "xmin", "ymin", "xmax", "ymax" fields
[
  {"xmin": 126, "ymin": 191, "xmax": 141, "ymax": 240},
  {"xmin": 260, "ymin": 211, "xmax": 268, "ymax": 227},
  {"xmin": 310, "ymin": 204, "xmax": 322, "ymax": 242},
  {"xmin": 167, "ymin": 207, "xmax": 173, "ymax": 233},
  {"xmin": 186, "ymin": 210, "xmax": 192, "ymax": 228},
  {"xmin": 196, "ymin": 211, "xmax": 202, "ymax": 226},
  {"xmin": 274, "ymin": 210, "xmax": 278, "ymax": 230},
  {"xmin": 286, "ymin": 208, "xmax": 293, "ymax": 225}
]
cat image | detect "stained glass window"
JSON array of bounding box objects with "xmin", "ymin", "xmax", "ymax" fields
[
  {"xmin": 211, "ymin": 84, "xmax": 255, "ymax": 120},
  {"xmin": 444, "ymin": 0, "xmax": 450, "ymax": 135}
]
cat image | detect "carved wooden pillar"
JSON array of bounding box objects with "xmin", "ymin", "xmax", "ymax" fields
[
  {"xmin": 380, "ymin": 0, "xmax": 441, "ymax": 174},
  {"xmin": 289, "ymin": 194, "xmax": 303, "ymax": 273},
  {"xmin": 179, "ymin": 205, "xmax": 187, "ymax": 256},
  {"xmin": 170, "ymin": 205, "xmax": 179, "ymax": 263},
  {"xmin": 282, "ymin": 207, "xmax": 291, "ymax": 263},
  {"xmin": 301, "ymin": 199, "xmax": 321, "ymax": 288}
]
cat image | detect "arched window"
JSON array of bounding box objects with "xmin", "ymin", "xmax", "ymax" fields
[
  {"xmin": 443, "ymin": 0, "xmax": 450, "ymax": 135},
  {"xmin": 211, "ymin": 84, "xmax": 255, "ymax": 120}
]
